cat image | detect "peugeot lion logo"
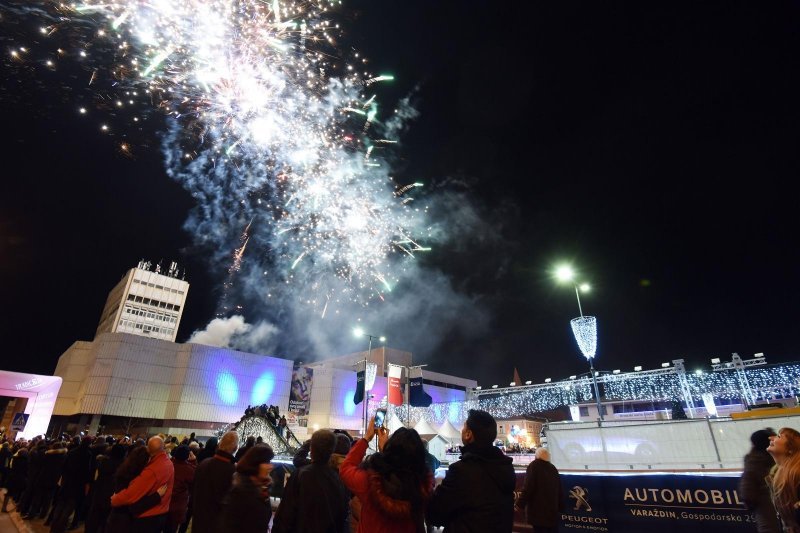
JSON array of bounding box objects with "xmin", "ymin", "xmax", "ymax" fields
[{"xmin": 569, "ymin": 486, "xmax": 592, "ymax": 511}]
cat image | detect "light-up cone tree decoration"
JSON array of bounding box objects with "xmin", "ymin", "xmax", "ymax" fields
[{"xmin": 556, "ymin": 265, "xmax": 604, "ymax": 420}]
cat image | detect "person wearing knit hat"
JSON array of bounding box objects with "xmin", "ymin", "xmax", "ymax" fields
[{"xmin": 740, "ymin": 428, "xmax": 780, "ymax": 533}]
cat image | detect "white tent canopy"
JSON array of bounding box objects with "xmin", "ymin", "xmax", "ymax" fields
[
  {"xmin": 437, "ymin": 419, "xmax": 462, "ymax": 442},
  {"xmin": 386, "ymin": 410, "xmax": 405, "ymax": 433},
  {"xmin": 413, "ymin": 418, "xmax": 439, "ymax": 437}
]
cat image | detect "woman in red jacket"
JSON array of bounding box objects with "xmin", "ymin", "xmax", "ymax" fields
[{"xmin": 340, "ymin": 417, "xmax": 433, "ymax": 533}]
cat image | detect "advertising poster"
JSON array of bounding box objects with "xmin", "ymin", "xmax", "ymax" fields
[
  {"xmin": 512, "ymin": 471, "xmax": 753, "ymax": 532},
  {"xmin": 288, "ymin": 363, "xmax": 313, "ymax": 416}
]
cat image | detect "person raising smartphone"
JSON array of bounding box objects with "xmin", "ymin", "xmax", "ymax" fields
[{"xmin": 339, "ymin": 413, "xmax": 434, "ymax": 533}]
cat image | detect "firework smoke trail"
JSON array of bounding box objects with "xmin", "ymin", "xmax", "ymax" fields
[
  {"xmin": 50, "ymin": 1, "xmax": 430, "ymax": 314},
  {"xmin": 5, "ymin": 1, "xmax": 496, "ymax": 360}
]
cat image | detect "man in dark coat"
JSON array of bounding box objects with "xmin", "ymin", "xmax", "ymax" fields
[
  {"xmin": 220, "ymin": 444, "xmax": 274, "ymax": 532},
  {"xmin": 272, "ymin": 429, "xmax": 349, "ymax": 533},
  {"xmin": 739, "ymin": 428, "xmax": 780, "ymax": 533},
  {"xmin": 427, "ymin": 409, "xmax": 517, "ymax": 532},
  {"xmin": 50, "ymin": 437, "xmax": 94, "ymax": 533},
  {"xmin": 191, "ymin": 431, "xmax": 238, "ymax": 533},
  {"xmin": 24, "ymin": 442, "xmax": 67, "ymax": 519},
  {"xmin": 516, "ymin": 448, "xmax": 563, "ymax": 533}
]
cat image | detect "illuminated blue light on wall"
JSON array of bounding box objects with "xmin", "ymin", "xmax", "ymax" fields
[
  {"xmin": 216, "ymin": 371, "xmax": 239, "ymax": 405},
  {"xmin": 343, "ymin": 389, "xmax": 357, "ymax": 416},
  {"xmin": 251, "ymin": 372, "xmax": 275, "ymax": 405}
]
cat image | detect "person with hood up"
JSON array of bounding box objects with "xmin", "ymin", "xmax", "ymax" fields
[
  {"xmin": 740, "ymin": 428, "xmax": 780, "ymax": 533},
  {"xmin": 339, "ymin": 417, "xmax": 434, "ymax": 533},
  {"xmin": 426, "ymin": 409, "xmax": 517, "ymax": 532}
]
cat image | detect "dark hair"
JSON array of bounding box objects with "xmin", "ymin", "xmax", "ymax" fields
[
  {"xmin": 172, "ymin": 445, "xmax": 190, "ymax": 462},
  {"xmin": 236, "ymin": 444, "xmax": 274, "ymax": 476},
  {"xmin": 109, "ymin": 443, "xmax": 126, "ymax": 463},
  {"xmin": 466, "ymin": 409, "xmax": 497, "ymax": 446},
  {"xmin": 367, "ymin": 428, "xmax": 429, "ymax": 526},
  {"xmin": 333, "ymin": 433, "xmax": 352, "ymax": 455},
  {"xmin": 115, "ymin": 446, "xmax": 150, "ymax": 487},
  {"xmin": 310, "ymin": 430, "xmax": 336, "ymax": 464},
  {"xmin": 204, "ymin": 437, "xmax": 218, "ymax": 454},
  {"xmin": 751, "ymin": 428, "xmax": 776, "ymax": 451}
]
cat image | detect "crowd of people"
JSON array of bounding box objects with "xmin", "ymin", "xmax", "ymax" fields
[
  {"xmin": 2, "ymin": 416, "xmax": 799, "ymax": 532},
  {"xmin": 243, "ymin": 405, "xmax": 289, "ymax": 439}
]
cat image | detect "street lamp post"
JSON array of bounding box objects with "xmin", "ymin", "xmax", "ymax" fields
[
  {"xmin": 354, "ymin": 328, "xmax": 386, "ymax": 436},
  {"xmin": 556, "ymin": 265, "xmax": 604, "ymax": 421}
]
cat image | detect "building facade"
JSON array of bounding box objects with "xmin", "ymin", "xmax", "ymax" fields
[
  {"xmin": 95, "ymin": 261, "xmax": 189, "ymax": 342},
  {"xmin": 52, "ymin": 332, "xmax": 474, "ymax": 439}
]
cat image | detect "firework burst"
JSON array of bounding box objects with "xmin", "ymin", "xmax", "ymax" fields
[{"xmin": 22, "ymin": 0, "xmax": 430, "ymax": 317}]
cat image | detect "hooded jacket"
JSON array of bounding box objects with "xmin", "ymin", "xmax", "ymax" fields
[
  {"xmin": 426, "ymin": 443, "xmax": 516, "ymax": 532},
  {"xmin": 38, "ymin": 447, "xmax": 68, "ymax": 488},
  {"xmin": 339, "ymin": 438, "xmax": 433, "ymax": 533}
]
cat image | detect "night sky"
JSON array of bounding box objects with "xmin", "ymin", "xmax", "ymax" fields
[{"xmin": 1, "ymin": 1, "xmax": 798, "ymax": 389}]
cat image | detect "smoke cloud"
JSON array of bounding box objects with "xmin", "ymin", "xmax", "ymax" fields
[{"xmin": 188, "ymin": 315, "xmax": 279, "ymax": 354}]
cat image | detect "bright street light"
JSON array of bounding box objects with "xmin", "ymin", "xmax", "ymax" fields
[
  {"xmin": 555, "ymin": 264, "xmax": 574, "ymax": 282},
  {"xmin": 555, "ymin": 261, "xmax": 602, "ymax": 420},
  {"xmin": 353, "ymin": 327, "xmax": 364, "ymax": 337}
]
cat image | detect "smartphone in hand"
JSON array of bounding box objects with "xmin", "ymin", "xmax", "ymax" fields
[{"xmin": 374, "ymin": 408, "xmax": 387, "ymax": 428}]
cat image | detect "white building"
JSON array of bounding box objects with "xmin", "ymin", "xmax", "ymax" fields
[
  {"xmin": 52, "ymin": 332, "xmax": 474, "ymax": 439},
  {"xmin": 95, "ymin": 261, "xmax": 189, "ymax": 343},
  {"xmin": 53, "ymin": 332, "xmax": 293, "ymax": 436}
]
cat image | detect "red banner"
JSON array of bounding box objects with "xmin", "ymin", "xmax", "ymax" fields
[{"xmin": 388, "ymin": 365, "xmax": 403, "ymax": 406}]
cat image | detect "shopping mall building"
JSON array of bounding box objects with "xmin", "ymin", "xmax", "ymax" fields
[{"xmin": 50, "ymin": 263, "xmax": 475, "ymax": 438}]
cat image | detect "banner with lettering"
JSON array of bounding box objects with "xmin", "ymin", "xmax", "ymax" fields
[
  {"xmin": 409, "ymin": 375, "xmax": 432, "ymax": 407},
  {"xmin": 288, "ymin": 363, "xmax": 313, "ymax": 415},
  {"xmin": 388, "ymin": 364, "xmax": 403, "ymax": 406},
  {"xmin": 512, "ymin": 470, "xmax": 753, "ymax": 532}
]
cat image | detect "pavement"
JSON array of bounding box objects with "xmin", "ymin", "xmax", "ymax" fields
[{"xmin": 0, "ymin": 490, "xmax": 83, "ymax": 533}]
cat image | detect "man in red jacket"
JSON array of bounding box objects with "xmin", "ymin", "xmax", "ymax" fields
[{"xmin": 111, "ymin": 436, "xmax": 175, "ymax": 532}]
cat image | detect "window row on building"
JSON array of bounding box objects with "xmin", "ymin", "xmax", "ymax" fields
[
  {"xmin": 126, "ymin": 293, "xmax": 181, "ymax": 312},
  {"xmin": 132, "ymin": 277, "xmax": 185, "ymax": 294},
  {"xmin": 118, "ymin": 319, "xmax": 174, "ymax": 337},
  {"xmin": 123, "ymin": 305, "xmax": 178, "ymax": 324}
]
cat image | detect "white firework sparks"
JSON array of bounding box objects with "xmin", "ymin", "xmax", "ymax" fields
[{"xmin": 61, "ymin": 0, "xmax": 430, "ymax": 314}]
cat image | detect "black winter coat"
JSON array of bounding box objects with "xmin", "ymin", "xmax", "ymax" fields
[
  {"xmin": 60, "ymin": 444, "xmax": 93, "ymax": 499},
  {"xmin": 427, "ymin": 443, "xmax": 516, "ymax": 532},
  {"xmin": 271, "ymin": 462, "xmax": 349, "ymax": 533},
  {"xmin": 39, "ymin": 449, "xmax": 68, "ymax": 489},
  {"xmin": 517, "ymin": 458, "xmax": 563, "ymax": 528},
  {"xmin": 192, "ymin": 451, "xmax": 236, "ymax": 533},
  {"xmin": 7, "ymin": 452, "xmax": 29, "ymax": 495},
  {"xmin": 219, "ymin": 473, "xmax": 271, "ymax": 533}
]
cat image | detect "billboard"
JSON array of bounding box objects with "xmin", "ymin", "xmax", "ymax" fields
[
  {"xmin": 512, "ymin": 471, "xmax": 752, "ymax": 532},
  {"xmin": 288, "ymin": 363, "xmax": 313, "ymax": 416}
]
